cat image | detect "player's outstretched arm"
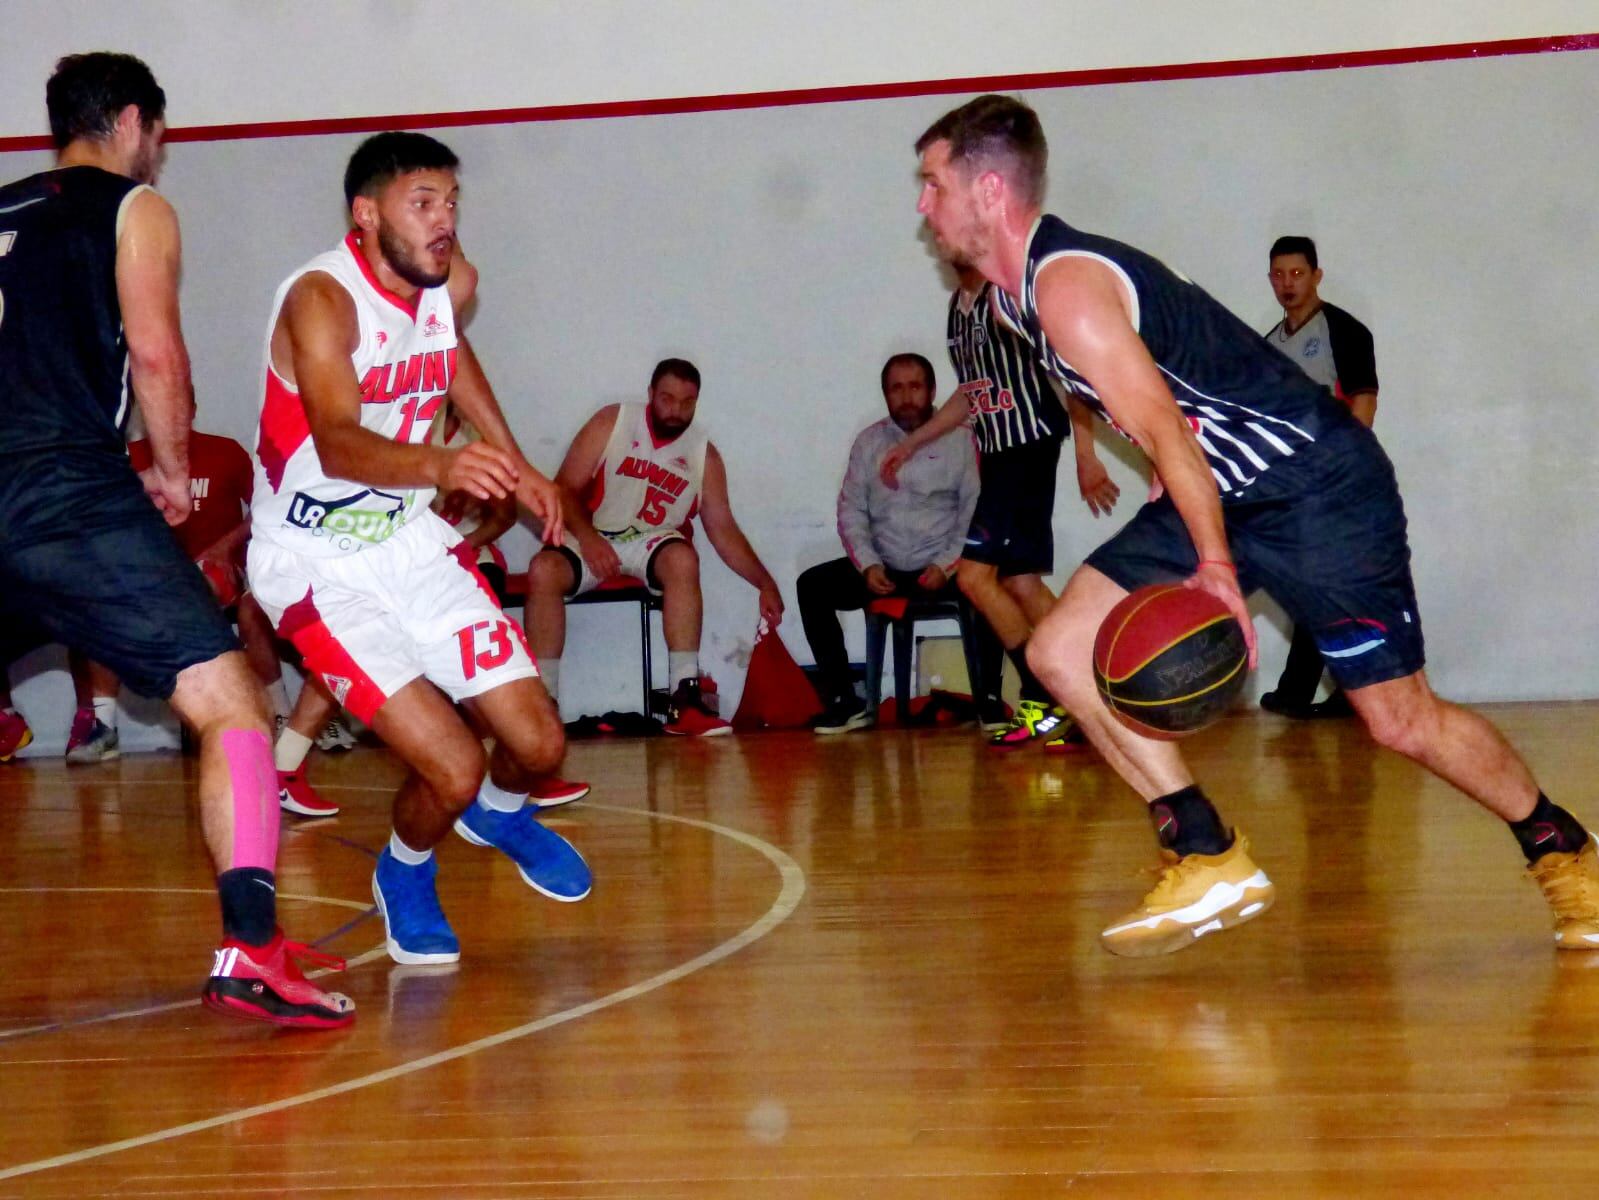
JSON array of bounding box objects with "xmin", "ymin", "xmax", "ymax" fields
[
  {"xmin": 118, "ymin": 188, "xmax": 193, "ymax": 524},
  {"xmin": 548, "ymin": 405, "xmax": 621, "ymax": 579},
  {"xmin": 880, "ymin": 388, "xmax": 969, "ymax": 486},
  {"xmin": 280, "ymin": 274, "xmax": 515, "ymax": 502},
  {"xmin": 699, "ymin": 445, "xmax": 784, "ymax": 626},
  {"xmin": 1066, "ymin": 392, "xmax": 1119, "ymax": 517},
  {"xmin": 442, "ymin": 334, "xmax": 562, "ymax": 542},
  {"xmin": 1033, "ymin": 258, "xmax": 1254, "ymax": 663}
]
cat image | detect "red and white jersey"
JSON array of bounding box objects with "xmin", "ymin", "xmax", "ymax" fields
[
  {"xmin": 251, "ymin": 231, "xmax": 458, "ymax": 558},
  {"xmin": 584, "ymin": 402, "xmax": 709, "ymax": 537}
]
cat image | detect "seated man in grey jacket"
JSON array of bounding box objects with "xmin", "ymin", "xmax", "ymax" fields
[{"xmin": 798, "ymin": 353, "xmax": 980, "ymax": 733}]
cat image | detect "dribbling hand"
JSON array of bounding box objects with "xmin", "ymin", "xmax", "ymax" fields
[
  {"xmin": 439, "ymin": 443, "xmax": 519, "ymax": 502},
  {"xmin": 1183, "ymin": 559, "xmax": 1257, "ymax": 667}
]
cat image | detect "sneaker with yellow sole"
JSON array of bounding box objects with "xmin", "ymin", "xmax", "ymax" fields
[
  {"xmin": 1101, "ymin": 833, "xmax": 1275, "ymax": 957},
  {"xmin": 1529, "ymin": 838, "xmax": 1599, "ymax": 950}
]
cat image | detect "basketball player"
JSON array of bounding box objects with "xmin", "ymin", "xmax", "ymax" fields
[
  {"xmin": 0, "ymin": 53, "xmax": 353, "ymax": 1026},
  {"xmin": 525, "ymin": 359, "xmax": 785, "ymax": 736},
  {"xmin": 882, "ymin": 262, "xmax": 1119, "ymax": 749},
  {"xmin": 248, "ymin": 131, "xmax": 590, "ymax": 966},
  {"xmin": 913, "ymin": 94, "xmax": 1599, "ymax": 955}
]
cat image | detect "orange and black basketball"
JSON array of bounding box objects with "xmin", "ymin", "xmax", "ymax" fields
[{"xmin": 1093, "ymin": 583, "xmax": 1249, "ymax": 739}]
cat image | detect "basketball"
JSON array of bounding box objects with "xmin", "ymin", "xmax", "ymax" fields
[{"xmin": 1093, "ymin": 583, "xmax": 1249, "ymax": 739}]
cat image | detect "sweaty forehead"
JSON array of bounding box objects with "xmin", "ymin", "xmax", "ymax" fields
[{"xmin": 393, "ymin": 169, "xmax": 458, "ymax": 196}]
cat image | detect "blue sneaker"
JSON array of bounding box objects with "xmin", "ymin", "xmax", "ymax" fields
[
  {"xmin": 454, "ymin": 803, "xmax": 592, "ymax": 902},
  {"xmin": 372, "ymin": 849, "xmax": 460, "ymax": 964}
]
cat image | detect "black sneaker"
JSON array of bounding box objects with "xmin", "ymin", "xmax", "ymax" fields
[
  {"xmin": 813, "ymin": 698, "xmax": 873, "ymax": 736},
  {"xmin": 1259, "ymin": 690, "xmax": 1317, "ymax": 720},
  {"xmin": 1309, "ymin": 690, "xmax": 1356, "ymax": 719}
]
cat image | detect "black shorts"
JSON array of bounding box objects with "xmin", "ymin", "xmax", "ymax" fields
[
  {"xmin": 1084, "ymin": 423, "xmax": 1425, "ymax": 691},
  {"xmin": 0, "ymin": 459, "xmax": 239, "ymax": 699},
  {"xmin": 964, "ymin": 435, "xmax": 1063, "ymax": 577}
]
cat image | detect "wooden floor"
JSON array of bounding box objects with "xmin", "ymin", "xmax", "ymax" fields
[{"xmin": 2, "ymin": 704, "xmax": 1599, "ymax": 1197}]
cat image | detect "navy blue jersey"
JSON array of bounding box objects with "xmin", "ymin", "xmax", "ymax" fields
[
  {"xmin": 0, "ymin": 166, "xmax": 143, "ymax": 464},
  {"xmin": 994, "ymin": 215, "xmax": 1349, "ymax": 495},
  {"xmin": 946, "ymin": 283, "xmax": 1068, "ymax": 453}
]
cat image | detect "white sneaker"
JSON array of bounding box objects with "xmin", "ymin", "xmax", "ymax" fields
[{"xmin": 315, "ymin": 717, "xmax": 357, "ymax": 753}]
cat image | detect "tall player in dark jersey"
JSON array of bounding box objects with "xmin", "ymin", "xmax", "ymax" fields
[
  {"xmin": 0, "ymin": 53, "xmax": 353, "ymax": 1026},
  {"xmin": 883, "ymin": 261, "xmax": 1118, "ymax": 750},
  {"xmin": 914, "ymin": 94, "xmax": 1599, "ymax": 957}
]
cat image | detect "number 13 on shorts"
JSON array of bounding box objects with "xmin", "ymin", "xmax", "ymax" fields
[{"xmin": 456, "ymin": 619, "xmax": 515, "ymax": 680}]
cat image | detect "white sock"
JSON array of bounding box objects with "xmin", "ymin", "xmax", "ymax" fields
[
  {"xmin": 92, "ymin": 696, "xmax": 118, "ymax": 730},
  {"xmin": 477, "ymin": 775, "xmax": 527, "ymax": 813},
  {"xmin": 668, "ymin": 651, "xmax": 699, "ymax": 691},
  {"xmin": 275, "ymin": 728, "xmax": 313, "ymax": 773},
  {"xmin": 388, "ymin": 832, "xmax": 432, "ymax": 866},
  {"xmin": 540, "ymin": 657, "xmax": 561, "ymax": 703},
  {"xmin": 265, "ymin": 677, "xmax": 292, "ymax": 718}
]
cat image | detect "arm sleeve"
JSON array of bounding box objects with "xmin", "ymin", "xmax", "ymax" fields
[
  {"xmin": 836, "ymin": 429, "xmax": 881, "ymax": 572},
  {"xmin": 1324, "ymin": 305, "xmax": 1378, "ymax": 397}
]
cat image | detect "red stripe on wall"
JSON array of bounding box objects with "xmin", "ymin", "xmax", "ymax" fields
[{"xmin": 2, "ymin": 33, "xmax": 1595, "ymax": 152}]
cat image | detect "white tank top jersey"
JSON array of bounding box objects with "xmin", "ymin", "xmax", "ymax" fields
[
  {"xmin": 584, "ymin": 402, "xmax": 709, "ymax": 538},
  {"xmin": 251, "ymin": 231, "xmax": 459, "ymax": 557}
]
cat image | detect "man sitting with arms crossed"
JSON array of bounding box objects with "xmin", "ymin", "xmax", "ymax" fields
[
  {"xmin": 799, "ymin": 352, "xmax": 980, "ymax": 733},
  {"xmin": 526, "ymin": 359, "xmax": 784, "ymax": 736}
]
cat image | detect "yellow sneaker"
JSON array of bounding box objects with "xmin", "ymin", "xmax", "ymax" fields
[
  {"xmin": 1101, "ymin": 833, "xmax": 1275, "ymax": 958},
  {"xmin": 1528, "ymin": 838, "xmax": 1599, "ymax": 950}
]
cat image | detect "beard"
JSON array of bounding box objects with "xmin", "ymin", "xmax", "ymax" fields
[
  {"xmin": 651, "ymin": 414, "xmax": 691, "ymax": 438},
  {"xmin": 377, "ymin": 221, "xmax": 450, "ymax": 289},
  {"xmin": 890, "ymin": 405, "xmax": 930, "ymax": 433}
]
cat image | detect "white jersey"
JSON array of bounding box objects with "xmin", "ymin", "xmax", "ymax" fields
[
  {"xmin": 251, "ymin": 232, "xmax": 459, "ymax": 557},
  {"xmin": 584, "ymin": 402, "xmax": 709, "ymax": 537}
]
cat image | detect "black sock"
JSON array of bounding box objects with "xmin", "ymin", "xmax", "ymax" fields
[
  {"xmin": 1509, "ymin": 793, "xmax": 1590, "ymax": 863},
  {"xmin": 1148, "ymin": 785, "xmax": 1233, "ymax": 857},
  {"xmin": 218, "ymin": 867, "xmax": 277, "ymax": 946},
  {"xmin": 1008, "ymin": 645, "xmax": 1051, "ymax": 703}
]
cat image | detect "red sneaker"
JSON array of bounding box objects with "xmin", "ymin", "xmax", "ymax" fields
[
  {"xmin": 528, "ymin": 775, "xmax": 591, "ymax": 809},
  {"xmin": 201, "ymin": 929, "xmax": 356, "ymax": 1029},
  {"xmin": 0, "ymin": 710, "xmax": 33, "ymax": 763},
  {"xmin": 662, "ymin": 679, "xmax": 732, "ymax": 737},
  {"xmin": 279, "ymin": 769, "xmax": 340, "ymax": 817}
]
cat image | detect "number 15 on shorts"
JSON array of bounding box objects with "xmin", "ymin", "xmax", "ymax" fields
[{"xmin": 457, "ymin": 619, "xmax": 515, "ymax": 680}]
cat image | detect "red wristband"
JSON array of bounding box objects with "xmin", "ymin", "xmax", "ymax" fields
[{"xmin": 1198, "ymin": 559, "xmax": 1237, "ymax": 573}]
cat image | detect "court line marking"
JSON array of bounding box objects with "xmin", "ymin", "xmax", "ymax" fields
[
  {"xmin": 0, "ymin": 889, "xmax": 381, "ymax": 1044},
  {"xmin": 0, "ymin": 802, "xmax": 806, "ymax": 1182}
]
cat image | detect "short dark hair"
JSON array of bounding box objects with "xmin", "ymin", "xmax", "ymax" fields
[
  {"xmin": 1270, "ymin": 236, "xmax": 1318, "ymax": 270},
  {"xmin": 880, "ymin": 353, "xmax": 935, "ymax": 397},
  {"xmin": 343, "ymin": 132, "xmax": 460, "ymax": 209},
  {"xmin": 46, "ymin": 53, "xmax": 166, "ymax": 150},
  {"xmin": 916, "ymin": 94, "xmax": 1047, "ymax": 206},
  {"xmin": 650, "ymin": 358, "xmax": 700, "ymax": 391}
]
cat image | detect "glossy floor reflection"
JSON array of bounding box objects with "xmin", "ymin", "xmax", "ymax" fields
[{"xmin": 1, "ymin": 704, "xmax": 1597, "ymax": 1196}]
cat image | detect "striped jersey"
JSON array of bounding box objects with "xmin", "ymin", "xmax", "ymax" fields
[
  {"xmin": 946, "ymin": 282, "xmax": 1068, "ymax": 452},
  {"xmin": 251, "ymin": 232, "xmax": 458, "ymax": 557},
  {"xmin": 993, "ymin": 215, "xmax": 1346, "ymax": 496}
]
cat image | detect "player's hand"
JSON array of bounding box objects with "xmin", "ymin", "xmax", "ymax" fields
[
  {"xmin": 1077, "ymin": 455, "xmax": 1120, "ymax": 517},
  {"xmin": 862, "ymin": 564, "xmax": 896, "ymax": 595},
  {"xmin": 1184, "ymin": 559, "xmax": 1257, "ymax": 668},
  {"xmin": 515, "ymin": 468, "xmax": 565, "ymax": 546},
  {"xmin": 139, "ymin": 464, "xmax": 191, "ymax": 526},
  {"xmin": 879, "ymin": 444, "xmax": 910, "ymax": 488},
  {"xmin": 438, "ymin": 443, "xmax": 519, "ymax": 502},
  {"xmin": 917, "ymin": 564, "xmax": 948, "ymax": 592},
  {"xmin": 758, "ymin": 581, "xmax": 785, "ymax": 626},
  {"xmin": 578, "ymin": 530, "xmax": 622, "ymax": 582},
  {"xmin": 435, "ymin": 490, "xmax": 469, "ymax": 525}
]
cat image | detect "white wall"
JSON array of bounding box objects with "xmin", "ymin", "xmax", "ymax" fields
[{"xmin": 5, "ymin": 10, "xmax": 1599, "ymax": 749}]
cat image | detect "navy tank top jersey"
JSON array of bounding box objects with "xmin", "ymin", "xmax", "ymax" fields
[
  {"xmin": 0, "ymin": 166, "xmax": 144, "ymax": 463},
  {"xmin": 993, "ymin": 215, "xmax": 1348, "ymax": 495}
]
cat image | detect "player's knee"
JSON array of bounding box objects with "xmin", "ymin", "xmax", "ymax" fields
[
  {"xmin": 1361, "ymin": 698, "xmax": 1432, "ymax": 759},
  {"xmin": 431, "ymin": 743, "xmax": 489, "ymax": 810},
  {"xmin": 653, "ymin": 541, "xmax": 699, "ymax": 587},
  {"xmin": 527, "ymin": 551, "xmax": 572, "ymax": 598},
  {"xmin": 500, "ymin": 702, "xmax": 565, "ymax": 778},
  {"xmin": 1028, "ymin": 620, "xmax": 1093, "ymax": 699}
]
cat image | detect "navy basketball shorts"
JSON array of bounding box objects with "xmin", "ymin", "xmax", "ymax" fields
[
  {"xmin": 1084, "ymin": 424, "xmax": 1425, "ymax": 691},
  {"xmin": 964, "ymin": 434, "xmax": 1064, "ymax": 578},
  {"xmin": 0, "ymin": 461, "xmax": 239, "ymax": 699}
]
